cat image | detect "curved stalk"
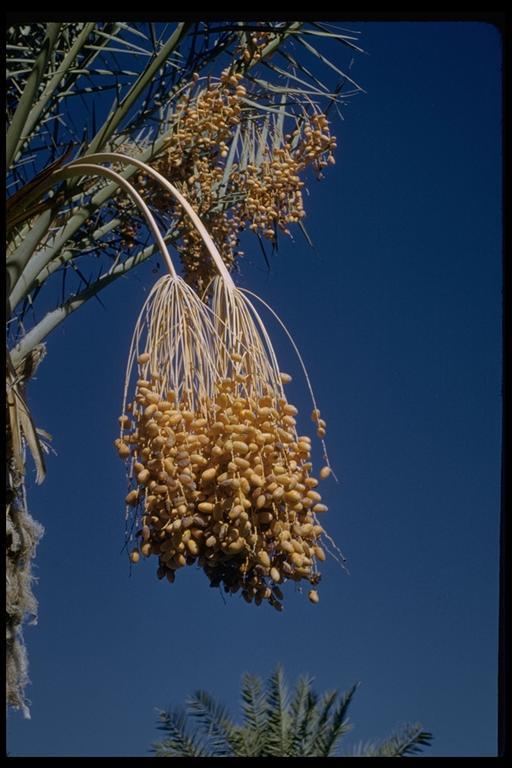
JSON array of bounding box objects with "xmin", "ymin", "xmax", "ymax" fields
[
  {"xmin": 8, "ymin": 140, "xmax": 175, "ymax": 306},
  {"xmin": 50, "ymin": 164, "xmax": 177, "ymax": 278},
  {"xmin": 70, "ymin": 152, "xmax": 235, "ymax": 289},
  {"xmin": 8, "ymin": 161, "xmax": 177, "ymax": 313}
]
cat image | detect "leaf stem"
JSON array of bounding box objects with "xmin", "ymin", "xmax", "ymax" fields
[{"xmin": 6, "ymin": 23, "xmax": 62, "ymax": 168}]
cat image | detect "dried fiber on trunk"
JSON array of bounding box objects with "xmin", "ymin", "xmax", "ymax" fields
[
  {"xmin": 6, "ymin": 480, "xmax": 43, "ymax": 718},
  {"xmin": 6, "ymin": 345, "xmax": 47, "ymax": 717}
]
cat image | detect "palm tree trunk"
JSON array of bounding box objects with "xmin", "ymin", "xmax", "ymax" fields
[{"xmin": 6, "ymin": 347, "xmax": 46, "ymax": 717}]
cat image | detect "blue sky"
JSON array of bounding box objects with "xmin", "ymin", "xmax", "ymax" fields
[{"xmin": 7, "ymin": 21, "xmax": 502, "ymax": 757}]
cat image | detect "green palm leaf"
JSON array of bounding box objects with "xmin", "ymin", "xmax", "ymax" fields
[
  {"xmin": 316, "ymin": 683, "xmax": 358, "ymax": 756},
  {"xmin": 239, "ymin": 673, "xmax": 268, "ymax": 756},
  {"xmin": 151, "ymin": 708, "xmax": 208, "ymax": 758},
  {"xmin": 288, "ymin": 674, "xmax": 315, "ymax": 756},
  {"xmin": 353, "ymin": 723, "xmax": 433, "ymax": 757},
  {"xmin": 302, "ymin": 689, "xmax": 339, "ymax": 756},
  {"xmin": 187, "ymin": 689, "xmax": 239, "ymax": 757},
  {"xmin": 264, "ymin": 664, "xmax": 292, "ymax": 756},
  {"xmin": 85, "ymin": 23, "xmax": 190, "ymax": 156},
  {"xmin": 6, "ymin": 23, "xmax": 62, "ymax": 168},
  {"xmin": 151, "ymin": 670, "xmax": 432, "ymax": 758}
]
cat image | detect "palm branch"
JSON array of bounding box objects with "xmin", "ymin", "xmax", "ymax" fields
[
  {"xmin": 152, "ymin": 667, "xmax": 432, "ymax": 758},
  {"xmin": 238, "ymin": 673, "xmax": 268, "ymax": 756},
  {"xmin": 152, "ymin": 708, "xmax": 208, "ymax": 757},
  {"xmin": 186, "ymin": 690, "xmax": 240, "ymax": 756},
  {"xmin": 348, "ymin": 723, "xmax": 434, "ymax": 757}
]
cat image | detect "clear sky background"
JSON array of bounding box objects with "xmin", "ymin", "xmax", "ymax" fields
[{"xmin": 7, "ymin": 21, "xmax": 502, "ymax": 757}]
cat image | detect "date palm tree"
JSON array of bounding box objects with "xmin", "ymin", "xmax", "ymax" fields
[
  {"xmin": 152, "ymin": 666, "xmax": 433, "ymax": 757},
  {"xmin": 6, "ymin": 20, "xmax": 363, "ymax": 715}
]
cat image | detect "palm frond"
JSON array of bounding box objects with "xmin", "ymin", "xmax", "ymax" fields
[
  {"xmin": 311, "ymin": 21, "xmax": 366, "ymax": 54},
  {"xmin": 6, "ymin": 23, "xmax": 62, "ymax": 168},
  {"xmin": 264, "ymin": 664, "xmax": 292, "ymax": 756},
  {"xmin": 6, "ymin": 145, "xmax": 73, "ymax": 237},
  {"xmin": 15, "ymin": 24, "xmax": 96, "ymax": 162},
  {"xmin": 317, "ymin": 683, "xmax": 358, "ymax": 757},
  {"xmin": 7, "ymin": 210, "xmax": 55, "ymax": 309},
  {"xmin": 356, "ymin": 723, "xmax": 433, "ymax": 757},
  {"xmin": 294, "ymin": 32, "xmax": 365, "ymax": 94},
  {"xmin": 302, "ymin": 689, "xmax": 338, "ymax": 756},
  {"xmin": 6, "ymin": 348, "xmax": 47, "ymax": 485},
  {"xmin": 186, "ymin": 690, "xmax": 238, "ymax": 757},
  {"xmin": 8, "ymin": 233, "xmax": 165, "ymax": 369},
  {"xmin": 151, "ymin": 670, "xmax": 433, "ymax": 759},
  {"xmin": 288, "ymin": 674, "xmax": 315, "ymax": 757},
  {"xmin": 85, "ymin": 23, "xmax": 191, "ymax": 156},
  {"xmin": 239, "ymin": 673, "xmax": 268, "ymax": 756},
  {"xmin": 151, "ymin": 708, "xmax": 208, "ymax": 757}
]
